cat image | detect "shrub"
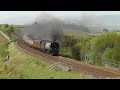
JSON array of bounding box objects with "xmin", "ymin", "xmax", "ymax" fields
[
  {"xmin": 59, "ymin": 47, "xmax": 73, "ymax": 58},
  {"xmin": 1, "ymin": 25, "xmax": 15, "ymax": 37},
  {"xmin": 60, "ymin": 32, "xmax": 120, "ymax": 68},
  {"xmin": 102, "ymin": 46, "xmax": 120, "ymax": 67},
  {"xmin": 4, "ymin": 24, "xmax": 9, "ymax": 28},
  {"xmin": 60, "ymin": 33, "xmax": 82, "ymax": 47},
  {"xmin": 87, "ymin": 32, "xmax": 120, "ymax": 66},
  {"xmin": 71, "ymin": 43, "xmax": 84, "ymax": 60},
  {"xmin": 60, "ymin": 33, "xmax": 93, "ymax": 60}
]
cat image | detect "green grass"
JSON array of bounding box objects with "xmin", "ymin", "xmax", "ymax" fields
[
  {"xmin": 0, "ymin": 31, "xmax": 95, "ymax": 79},
  {"xmin": 0, "ymin": 32, "xmax": 9, "ymax": 44},
  {"xmin": 0, "ymin": 42, "xmax": 95, "ymax": 79},
  {"xmin": 0, "ymin": 33, "xmax": 9, "ymax": 61}
]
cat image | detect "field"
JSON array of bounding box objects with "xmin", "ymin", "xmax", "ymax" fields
[{"xmin": 0, "ymin": 32, "xmax": 94, "ymax": 79}]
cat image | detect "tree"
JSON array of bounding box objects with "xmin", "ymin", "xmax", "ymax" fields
[
  {"xmin": 102, "ymin": 46, "xmax": 120, "ymax": 62},
  {"xmin": 5, "ymin": 25, "xmax": 14, "ymax": 36},
  {"xmin": 103, "ymin": 29, "xmax": 109, "ymax": 33},
  {"xmin": 4, "ymin": 24, "xmax": 9, "ymax": 28},
  {"xmin": 87, "ymin": 32, "xmax": 120, "ymax": 66}
]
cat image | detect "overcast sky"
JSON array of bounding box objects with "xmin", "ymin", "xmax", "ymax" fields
[{"xmin": 0, "ymin": 11, "xmax": 120, "ymax": 25}]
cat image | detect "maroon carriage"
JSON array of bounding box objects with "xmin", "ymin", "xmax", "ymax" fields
[{"xmin": 33, "ymin": 40, "xmax": 41, "ymax": 49}]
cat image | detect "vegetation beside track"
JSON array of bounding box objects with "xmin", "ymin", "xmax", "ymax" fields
[
  {"xmin": 0, "ymin": 42, "xmax": 94, "ymax": 79},
  {"xmin": 2, "ymin": 23, "xmax": 120, "ymax": 78},
  {"xmin": 0, "ymin": 33, "xmax": 9, "ymax": 61},
  {"xmin": 0, "ymin": 30, "xmax": 94, "ymax": 79},
  {"xmin": 60, "ymin": 32, "xmax": 120, "ymax": 69}
]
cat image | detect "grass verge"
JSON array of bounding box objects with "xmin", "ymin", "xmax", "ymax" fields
[{"xmin": 0, "ymin": 42, "xmax": 95, "ymax": 79}]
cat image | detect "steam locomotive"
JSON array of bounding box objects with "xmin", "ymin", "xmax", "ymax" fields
[{"xmin": 23, "ymin": 35, "xmax": 59, "ymax": 56}]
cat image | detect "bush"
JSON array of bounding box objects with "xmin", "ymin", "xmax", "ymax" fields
[
  {"xmin": 87, "ymin": 32, "xmax": 120, "ymax": 66},
  {"xmin": 60, "ymin": 33, "xmax": 82, "ymax": 47},
  {"xmin": 1, "ymin": 25, "xmax": 15, "ymax": 36},
  {"xmin": 102, "ymin": 46, "xmax": 120, "ymax": 66},
  {"xmin": 60, "ymin": 32, "xmax": 120, "ymax": 68},
  {"xmin": 60, "ymin": 33, "xmax": 93, "ymax": 60},
  {"xmin": 4, "ymin": 24, "xmax": 9, "ymax": 28},
  {"xmin": 71, "ymin": 43, "xmax": 84, "ymax": 60},
  {"xmin": 59, "ymin": 47, "xmax": 73, "ymax": 58}
]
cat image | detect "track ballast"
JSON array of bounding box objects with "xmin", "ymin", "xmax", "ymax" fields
[{"xmin": 17, "ymin": 40, "xmax": 120, "ymax": 78}]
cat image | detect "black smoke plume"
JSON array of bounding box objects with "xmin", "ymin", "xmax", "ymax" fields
[{"xmin": 17, "ymin": 12, "xmax": 64, "ymax": 43}]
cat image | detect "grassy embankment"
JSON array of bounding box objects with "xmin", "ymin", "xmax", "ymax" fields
[{"xmin": 0, "ymin": 32, "xmax": 94, "ymax": 79}]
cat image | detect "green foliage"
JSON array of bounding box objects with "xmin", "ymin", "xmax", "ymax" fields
[
  {"xmin": 60, "ymin": 32, "xmax": 120, "ymax": 68},
  {"xmin": 102, "ymin": 46, "xmax": 120, "ymax": 63},
  {"xmin": 60, "ymin": 33, "xmax": 93, "ymax": 60},
  {"xmin": 87, "ymin": 32, "xmax": 120, "ymax": 66},
  {"xmin": 0, "ymin": 27, "xmax": 94, "ymax": 79},
  {"xmin": 0, "ymin": 24, "xmax": 19, "ymax": 42},
  {"xmin": 103, "ymin": 29, "xmax": 109, "ymax": 33},
  {"xmin": 61, "ymin": 34, "xmax": 80, "ymax": 47},
  {"xmin": 1, "ymin": 25, "xmax": 15, "ymax": 37},
  {"xmin": 0, "ymin": 33, "xmax": 9, "ymax": 61},
  {"xmin": 91, "ymin": 32, "xmax": 120, "ymax": 53},
  {"xmin": 59, "ymin": 47, "xmax": 73, "ymax": 58},
  {"xmin": 71, "ymin": 43, "xmax": 84, "ymax": 60},
  {"xmin": 4, "ymin": 24, "xmax": 9, "ymax": 28},
  {"xmin": 0, "ymin": 44, "xmax": 9, "ymax": 60},
  {"xmin": 0, "ymin": 43, "xmax": 94, "ymax": 79}
]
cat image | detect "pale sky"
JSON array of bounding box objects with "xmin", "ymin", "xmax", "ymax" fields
[{"xmin": 0, "ymin": 11, "xmax": 120, "ymax": 25}]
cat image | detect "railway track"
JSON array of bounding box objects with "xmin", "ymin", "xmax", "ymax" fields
[{"xmin": 17, "ymin": 40, "xmax": 120, "ymax": 78}]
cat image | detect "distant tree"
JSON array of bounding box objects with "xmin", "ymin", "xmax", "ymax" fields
[
  {"xmin": 103, "ymin": 29, "xmax": 109, "ymax": 33},
  {"xmin": 5, "ymin": 25, "xmax": 14, "ymax": 36},
  {"xmin": 0, "ymin": 25, "xmax": 14, "ymax": 36},
  {"xmin": 4, "ymin": 24, "xmax": 9, "ymax": 28}
]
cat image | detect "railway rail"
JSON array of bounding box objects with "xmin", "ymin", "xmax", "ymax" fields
[{"xmin": 17, "ymin": 40, "xmax": 120, "ymax": 78}]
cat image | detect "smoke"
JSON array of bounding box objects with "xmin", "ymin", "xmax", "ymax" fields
[
  {"xmin": 15, "ymin": 11, "xmax": 103, "ymax": 42},
  {"xmin": 80, "ymin": 12, "xmax": 99, "ymax": 25},
  {"xmin": 17, "ymin": 12, "xmax": 64, "ymax": 43}
]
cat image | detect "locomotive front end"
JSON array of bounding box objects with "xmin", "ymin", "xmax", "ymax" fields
[
  {"xmin": 42, "ymin": 40, "xmax": 59, "ymax": 56},
  {"xmin": 50, "ymin": 42, "xmax": 59, "ymax": 56}
]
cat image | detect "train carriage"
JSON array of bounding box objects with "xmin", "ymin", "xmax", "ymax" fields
[
  {"xmin": 23, "ymin": 35, "xmax": 59, "ymax": 56},
  {"xmin": 33, "ymin": 40, "xmax": 41, "ymax": 50},
  {"xmin": 23, "ymin": 35, "xmax": 34, "ymax": 46}
]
